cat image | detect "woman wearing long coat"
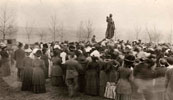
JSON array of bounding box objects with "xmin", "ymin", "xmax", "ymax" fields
[
  {"xmin": 99, "ymin": 60, "xmax": 107, "ymax": 97},
  {"xmin": 41, "ymin": 48, "xmax": 49, "ymax": 79},
  {"xmin": 116, "ymin": 55, "xmax": 134, "ymax": 100},
  {"xmin": 32, "ymin": 50, "xmax": 46, "ymax": 93},
  {"xmin": 0, "ymin": 47, "xmax": 11, "ymax": 77},
  {"xmin": 21, "ymin": 49, "xmax": 33, "ymax": 91},
  {"xmin": 85, "ymin": 56, "xmax": 99, "ymax": 96},
  {"xmin": 51, "ymin": 55, "xmax": 63, "ymax": 86}
]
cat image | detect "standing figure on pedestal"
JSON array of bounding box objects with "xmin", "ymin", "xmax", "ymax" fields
[{"xmin": 105, "ymin": 14, "xmax": 115, "ymax": 39}]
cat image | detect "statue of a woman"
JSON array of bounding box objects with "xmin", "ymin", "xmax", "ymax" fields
[{"xmin": 105, "ymin": 14, "xmax": 115, "ymax": 39}]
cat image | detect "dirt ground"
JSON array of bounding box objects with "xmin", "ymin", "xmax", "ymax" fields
[
  {"xmin": 0, "ymin": 61, "xmax": 166, "ymax": 100},
  {"xmin": 0, "ymin": 74, "xmax": 108, "ymax": 100}
]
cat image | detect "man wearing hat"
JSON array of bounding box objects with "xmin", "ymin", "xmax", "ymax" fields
[
  {"xmin": 14, "ymin": 42, "xmax": 25, "ymax": 81},
  {"xmin": 65, "ymin": 52, "xmax": 82, "ymax": 97}
]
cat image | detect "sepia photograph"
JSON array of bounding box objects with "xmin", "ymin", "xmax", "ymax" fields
[{"xmin": 0, "ymin": 0, "xmax": 173, "ymax": 100}]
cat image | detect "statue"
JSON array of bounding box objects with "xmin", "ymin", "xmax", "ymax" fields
[{"xmin": 105, "ymin": 14, "xmax": 115, "ymax": 39}]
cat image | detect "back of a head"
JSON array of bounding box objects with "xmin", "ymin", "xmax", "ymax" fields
[
  {"xmin": 18, "ymin": 42, "xmax": 23, "ymax": 48},
  {"xmin": 124, "ymin": 54, "xmax": 135, "ymax": 67},
  {"xmin": 109, "ymin": 14, "xmax": 112, "ymax": 17},
  {"xmin": 143, "ymin": 58, "xmax": 155, "ymax": 69},
  {"xmin": 68, "ymin": 51, "xmax": 75, "ymax": 59}
]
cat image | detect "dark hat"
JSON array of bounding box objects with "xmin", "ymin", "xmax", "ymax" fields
[
  {"xmin": 166, "ymin": 57, "xmax": 173, "ymax": 65},
  {"xmin": 24, "ymin": 44, "xmax": 29, "ymax": 49},
  {"xmin": 159, "ymin": 58, "xmax": 168, "ymax": 65},
  {"xmin": 69, "ymin": 45, "xmax": 76, "ymax": 51},
  {"xmin": 34, "ymin": 50, "xmax": 42, "ymax": 57},
  {"xmin": 148, "ymin": 54, "xmax": 156, "ymax": 59},
  {"xmin": 43, "ymin": 43, "xmax": 48, "ymax": 48},
  {"xmin": 124, "ymin": 54, "xmax": 135, "ymax": 63},
  {"xmin": 18, "ymin": 42, "xmax": 23, "ymax": 47}
]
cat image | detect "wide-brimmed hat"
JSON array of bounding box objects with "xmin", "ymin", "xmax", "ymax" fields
[
  {"xmin": 159, "ymin": 58, "xmax": 168, "ymax": 65},
  {"xmin": 34, "ymin": 50, "xmax": 42, "ymax": 57},
  {"xmin": 0, "ymin": 43, "xmax": 7, "ymax": 48},
  {"xmin": 124, "ymin": 54, "xmax": 135, "ymax": 63},
  {"xmin": 69, "ymin": 45, "xmax": 76, "ymax": 51},
  {"xmin": 54, "ymin": 44, "xmax": 61, "ymax": 49},
  {"xmin": 166, "ymin": 57, "xmax": 173, "ymax": 65},
  {"xmin": 25, "ymin": 48, "xmax": 32, "ymax": 53}
]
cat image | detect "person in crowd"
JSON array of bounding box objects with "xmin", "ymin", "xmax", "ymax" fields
[
  {"xmin": 85, "ymin": 56, "xmax": 100, "ymax": 96},
  {"xmin": 14, "ymin": 42, "xmax": 25, "ymax": 80},
  {"xmin": 133, "ymin": 58, "xmax": 157, "ymax": 100},
  {"xmin": 21, "ymin": 48, "xmax": 33, "ymax": 91},
  {"xmin": 154, "ymin": 58, "xmax": 168, "ymax": 100},
  {"xmin": 29, "ymin": 42, "xmax": 40, "ymax": 59},
  {"xmin": 41, "ymin": 44, "xmax": 49, "ymax": 79},
  {"xmin": 51, "ymin": 49, "xmax": 63, "ymax": 86},
  {"xmin": 91, "ymin": 35, "xmax": 97, "ymax": 44},
  {"xmin": 116, "ymin": 54, "xmax": 135, "ymax": 100},
  {"xmin": 0, "ymin": 44, "xmax": 11, "ymax": 77},
  {"xmin": 65, "ymin": 52, "xmax": 82, "ymax": 97},
  {"xmin": 76, "ymin": 53, "xmax": 88, "ymax": 93},
  {"xmin": 165, "ymin": 57, "xmax": 173, "ymax": 100},
  {"xmin": 99, "ymin": 60, "xmax": 107, "ymax": 97},
  {"xmin": 32, "ymin": 50, "xmax": 46, "ymax": 93}
]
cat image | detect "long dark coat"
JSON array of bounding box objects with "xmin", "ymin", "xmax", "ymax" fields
[{"xmin": 14, "ymin": 48, "xmax": 25, "ymax": 69}]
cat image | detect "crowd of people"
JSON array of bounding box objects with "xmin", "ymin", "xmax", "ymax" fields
[{"xmin": 0, "ymin": 37, "xmax": 173, "ymax": 100}]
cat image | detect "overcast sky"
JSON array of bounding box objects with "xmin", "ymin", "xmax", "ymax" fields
[{"xmin": 1, "ymin": 0, "xmax": 173, "ymax": 40}]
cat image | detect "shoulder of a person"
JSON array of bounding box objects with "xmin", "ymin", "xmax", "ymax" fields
[
  {"xmin": 40, "ymin": 59, "xmax": 45, "ymax": 63},
  {"xmin": 15, "ymin": 49, "xmax": 19, "ymax": 52},
  {"xmin": 166, "ymin": 68, "xmax": 173, "ymax": 73},
  {"xmin": 118, "ymin": 66, "xmax": 123, "ymax": 70},
  {"xmin": 65, "ymin": 60, "xmax": 70, "ymax": 64}
]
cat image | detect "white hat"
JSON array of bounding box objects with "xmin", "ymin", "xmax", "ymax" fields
[
  {"xmin": 126, "ymin": 45, "xmax": 132, "ymax": 49},
  {"xmin": 90, "ymin": 50, "xmax": 100, "ymax": 58},
  {"xmin": 54, "ymin": 45, "xmax": 61, "ymax": 49},
  {"xmin": 25, "ymin": 48, "xmax": 32, "ymax": 53},
  {"xmin": 0, "ymin": 43, "xmax": 7, "ymax": 47},
  {"xmin": 32, "ymin": 48, "xmax": 39, "ymax": 54},
  {"xmin": 85, "ymin": 46, "xmax": 92, "ymax": 53}
]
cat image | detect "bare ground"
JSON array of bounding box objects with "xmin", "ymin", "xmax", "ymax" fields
[{"xmin": 0, "ymin": 74, "xmax": 108, "ymax": 100}]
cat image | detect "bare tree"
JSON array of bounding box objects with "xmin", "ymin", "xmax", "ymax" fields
[
  {"xmin": 59, "ymin": 23, "xmax": 64, "ymax": 42},
  {"xmin": 145, "ymin": 27, "xmax": 152, "ymax": 43},
  {"xmin": 152, "ymin": 26, "xmax": 161, "ymax": 43},
  {"xmin": 145, "ymin": 26, "xmax": 161, "ymax": 43},
  {"xmin": 49, "ymin": 14, "xmax": 59, "ymax": 42},
  {"xmin": 38, "ymin": 29, "xmax": 46, "ymax": 42},
  {"xmin": 134, "ymin": 26, "xmax": 141, "ymax": 40},
  {"xmin": 0, "ymin": 5, "xmax": 17, "ymax": 40},
  {"xmin": 76, "ymin": 21, "xmax": 85, "ymax": 41},
  {"xmin": 85, "ymin": 20, "xmax": 94, "ymax": 41},
  {"xmin": 25, "ymin": 22, "xmax": 33, "ymax": 44}
]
